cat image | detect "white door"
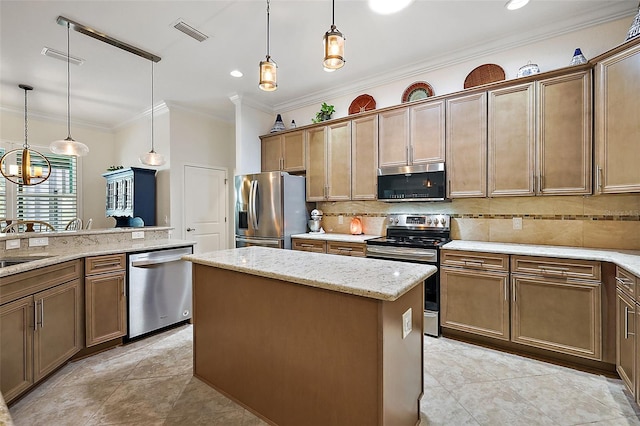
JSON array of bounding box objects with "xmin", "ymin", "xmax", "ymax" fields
[{"xmin": 184, "ymin": 165, "xmax": 228, "ymax": 254}]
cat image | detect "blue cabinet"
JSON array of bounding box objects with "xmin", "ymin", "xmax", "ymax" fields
[{"xmin": 102, "ymin": 167, "xmax": 156, "ymax": 227}]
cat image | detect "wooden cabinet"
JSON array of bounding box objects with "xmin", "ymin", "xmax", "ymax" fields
[
  {"xmin": 379, "ymin": 101, "xmax": 445, "ymax": 168},
  {"xmin": 511, "ymin": 256, "xmax": 601, "ymax": 360},
  {"xmin": 85, "ymin": 254, "xmax": 127, "ymax": 347},
  {"xmin": 351, "ymin": 115, "xmax": 378, "ymax": 200},
  {"xmin": 614, "ymin": 267, "xmax": 639, "ymax": 400},
  {"xmin": 292, "ymin": 238, "xmax": 366, "ymax": 257},
  {"xmin": 441, "ymin": 251, "xmax": 510, "ymax": 340},
  {"xmin": 305, "ymin": 122, "xmax": 351, "ymax": 202},
  {"xmin": 103, "ymin": 167, "xmax": 156, "ymax": 227},
  {"xmin": 446, "ymin": 92, "xmax": 487, "ymax": 198},
  {"xmin": 595, "ymin": 41, "xmax": 640, "ymax": 194},
  {"xmin": 0, "ymin": 260, "xmax": 83, "ymax": 404},
  {"xmin": 261, "ymin": 130, "xmax": 305, "ymax": 173},
  {"xmin": 488, "ymin": 83, "xmax": 536, "ymax": 197}
]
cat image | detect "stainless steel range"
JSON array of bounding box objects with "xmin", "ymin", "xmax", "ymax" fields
[{"xmin": 365, "ymin": 214, "xmax": 451, "ymax": 337}]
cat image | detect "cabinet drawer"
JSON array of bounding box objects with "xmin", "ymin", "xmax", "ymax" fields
[
  {"xmin": 85, "ymin": 254, "xmax": 126, "ymax": 275},
  {"xmin": 292, "ymin": 239, "xmax": 326, "ymax": 253},
  {"xmin": 326, "ymin": 241, "xmax": 366, "ymax": 257},
  {"xmin": 511, "ymin": 256, "xmax": 600, "ymax": 281},
  {"xmin": 441, "ymin": 250, "xmax": 509, "ymax": 272},
  {"xmin": 616, "ymin": 266, "xmax": 637, "ymax": 300}
]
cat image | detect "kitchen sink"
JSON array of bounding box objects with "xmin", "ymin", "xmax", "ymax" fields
[{"xmin": 0, "ymin": 256, "xmax": 51, "ymax": 268}]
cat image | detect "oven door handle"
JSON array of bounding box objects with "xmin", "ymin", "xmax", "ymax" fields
[{"xmin": 365, "ymin": 245, "xmax": 437, "ymax": 259}]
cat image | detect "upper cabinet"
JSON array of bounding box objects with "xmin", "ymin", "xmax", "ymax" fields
[
  {"xmin": 306, "ymin": 122, "xmax": 351, "ymax": 202},
  {"xmin": 595, "ymin": 41, "xmax": 640, "ymax": 194},
  {"xmin": 446, "ymin": 92, "xmax": 487, "ymax": 198},
  {"xmin": 351, "ymin": 115, "xmax": 378, "ymax": 200},
  {"xmin": 378, "ymin": 101, "xmax": 445, "ymax": 168},
  {"xmin": 487, "ymin": 72, "xmax": 592, "ymax": 197},
  {"xmin": 261, "ymin": 130, "xmax": 305, "ymax": 173}
]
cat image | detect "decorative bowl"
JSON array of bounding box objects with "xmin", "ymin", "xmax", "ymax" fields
[{"xmin": 517, "ymin": 61, "xmax": 540, "ymax": 78}]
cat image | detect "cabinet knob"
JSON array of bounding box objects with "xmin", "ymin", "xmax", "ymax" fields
[{"xmin": 186, "ymin": 228, "xmax": 196, "ymax": 232}]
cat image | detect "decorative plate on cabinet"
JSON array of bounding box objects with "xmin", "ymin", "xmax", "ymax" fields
[
  {"xmin": 463, "ymin": 64, "xmax": 505, "ymax": 89},
  {"xmin": 401, "ymin": 82, "xmax": 435, "ymax": 103},
  {"xmin": 348, "ymin": 94, "xmax": 376, "ymax": 115}
]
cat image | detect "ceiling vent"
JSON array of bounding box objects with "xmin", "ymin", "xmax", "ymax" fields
[
  {"xmin": 41, "ymin": 47, "xmax": 84, "ymax": 65},
  {"xmin": 173, "ymin": 19, "xmax": 209, "ymax": 42}
]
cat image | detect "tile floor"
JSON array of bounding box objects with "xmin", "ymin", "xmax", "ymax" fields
[{"xmin": 8, "ymin": 324, "xmax": 640, "ymax": 425}]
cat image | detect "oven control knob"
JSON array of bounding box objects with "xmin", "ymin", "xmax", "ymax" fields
[
  {"xmin": 439, "ymin": 217, "xmax": 446, "ymax": 225},
  {"xmin": 388, "ymin": 217, "xmax": 396, "ymax": 224},
  {"xmin": 426, "ymin": 218, "xmax": 433, "ymax": 225}
]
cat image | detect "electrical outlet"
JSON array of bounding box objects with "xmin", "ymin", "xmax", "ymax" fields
[
  {"xmin": 338, "ymin": 215, "xmax": 343, "ymax": 224},
  {"xmin": 6, "ymin": 239, "xmax": 21, "ymax": 250},
  {"xmin": 131, "ymin": 231, "xmax": 145, "ymax": 239},
  {"xmin": 29, "ymin": 237, "xmax": 48, "ymax": 247},
  {"xmin": 402, "ymin": 308, "xmax": 412, "ymax": 339},
  {"xmin": 513, "ymin": 217, "xmax": 523, "ymax": 230}
]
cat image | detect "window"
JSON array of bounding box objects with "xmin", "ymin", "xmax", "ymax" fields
[
  {"xmin": 1, "ymin": 145, "xmax": 79, "ymax": 231},
  {"xmin": 0, "ymin": 148, "xmax": 6, "ymax": 221}
]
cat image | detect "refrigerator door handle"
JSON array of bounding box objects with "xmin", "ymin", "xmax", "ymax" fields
[{"xmin": 250, "ymin": 180, "xmax": 259, "ymax": 230}]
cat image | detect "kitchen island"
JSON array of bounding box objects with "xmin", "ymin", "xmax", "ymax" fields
[{"xmin": 184, "ymin": 246, "xmax": 436, "ymax": 426}]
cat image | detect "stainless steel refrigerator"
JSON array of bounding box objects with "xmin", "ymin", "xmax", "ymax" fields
[{"xmin": 235, "ymin": 171, "xmax": 308, "ymax": 249}]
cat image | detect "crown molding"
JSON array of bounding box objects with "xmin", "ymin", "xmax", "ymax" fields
[
  {"xmin": 0, "ymin": 104, "xmax": 114, "ymax": 132},
  {"xmin": 228, "ymin": 93, "xmax": 273, "ymax": 115}
]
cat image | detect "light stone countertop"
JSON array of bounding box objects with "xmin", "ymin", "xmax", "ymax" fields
[
  {"xmin": 442, "ymin": 240, "xmax": 640, "ymax": 277},
  {"xmin": 0, "ymin": 239, "xmax": 195, "ymax": 278},
  {"xmin": 290, "ymin": 233, "xmax": 381, "ymax": 243},
  {"xmin": 183, "ymin": 246, "xmax": 436, "ymax": 301},
  {"xmin": 0, "ymin": 391, "xmax": 13, "ymax": 426}
]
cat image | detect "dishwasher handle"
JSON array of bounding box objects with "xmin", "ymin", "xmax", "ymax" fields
[{"xmin": 130, "ymin": 255, "xmax": 185, "ymax": 268}]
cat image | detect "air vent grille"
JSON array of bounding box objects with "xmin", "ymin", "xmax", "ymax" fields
[
  {"xmin": 41, "ymin": 47, "xmax": 85, "ymax": 65},
  {"xmin": 173, "ymin": 19, "xmax": 209, "ymax": 42}
]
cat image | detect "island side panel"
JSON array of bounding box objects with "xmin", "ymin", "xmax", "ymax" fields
[
  {"xmin": 193, "ymin": 264, "xmax": 382, "ymax": 426},
  {"xmin": 381, "ymin": 283, "xmax": 424, "ymax": 425}
]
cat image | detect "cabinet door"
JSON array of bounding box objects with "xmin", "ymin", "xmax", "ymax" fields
[
  {"xmin": 326, "ymin": 121, "xmax": 351, "ymax": 201},
  {"xmin": 306, "ymin": 127, "xmax": 327, "ymax": 201},
  {"xmin": 0, "ymin": 296, "xmax": 34, "ymax": 403},
  {"xmin": 33, "ymin": 279, "xmax": 83, "ymax": 382},
  {"xmin": 378, "ymin": 109, "xmax": 409, "ymax": 168},
  {"xmin": 446, "ymin": 92, "xmax": 487, "ymax": 198},
  {"xmin": 617, "ymin": 288, "xmax": 635, "ymax": 394},
  {"xmin": 410, "ymin": 100, "xmax": 445, "ymax": 164},
  {"xmin": 511, "ymin": 276, "xmax": 601, "ymax": 360},
  {"xmin": 595, "ymin": 43, "xmax": 640, "ymax": 193},
  {"xmin": 86, "ymin": 271, "xmax": 126, "ymax": 347},
  {"xmin": 488, "ymin": 83, "xmax": 535, "ymax": 197},
  {"xmin": 441, "ymin": 267, "xmax": 509, "ymax": 340},
  {"xmin": 282, "ymin": 131, "xmax": 305, "ymax": 172},
  {"xmin": 351, "ymin": 115, "xmax": 378, "ymax": 200},
  {"xmin": 326, "ymin": 241, "xmax": 366, "ymax": 257},
  {"xmin": 261, "ymin": 135, "xmax": 283, "ymax": 172},
  {"xmin": 537, "ymin": 71, "xmax": 592, "ymax": 195}
]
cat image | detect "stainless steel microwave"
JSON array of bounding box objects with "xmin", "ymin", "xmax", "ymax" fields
[{"xmin": 377, "ymin": 163, "xmax": 446, "ymax": 202}]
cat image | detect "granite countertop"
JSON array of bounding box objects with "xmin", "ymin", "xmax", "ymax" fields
[
  {"xmin": 0, "ymin": 391, "xmax": 13, "ymax": 426},
  {"xmin": 184, "ymin": 246, "xmax": 435, "ymax": 301},
  {"xmin": 0, "ymin": 239, "xmax": 195, "ymax": 278},
  {"xmin": 0, "ymin": 226, "xmax": 173, "ymax": 240},
  {"xmin": 443, "ymin": 240, "xmax": 640, "ymax": 277},
  {"xmin": 291, "ymin": 233, "xmax": 381, "ymax": 243}
]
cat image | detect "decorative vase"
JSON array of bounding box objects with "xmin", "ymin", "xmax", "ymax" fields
[
  {"xmin": 321, "ymin": 113, "xmax": 332, "ymax": 122},
  {"xmin": 270, "ymin": 114, "xmax": 285, "ymax": 133},
  {"xmin": 570, "ymin": 48, "xmax": 587, "ymax": 66},
  {"xmin": 626, "ymin": 3, "xmax": 640, "ymax": 41},
  {"xmin": 290, "ymin": 120, "xmax": 296, "ymax": 129}
]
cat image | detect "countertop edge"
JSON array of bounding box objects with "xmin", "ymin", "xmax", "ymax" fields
[{"xmin": 290, "ymin": 233, "xmax": 381, "ymax": 243}]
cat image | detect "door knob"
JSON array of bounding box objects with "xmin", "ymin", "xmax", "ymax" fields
[{"xmin": 186, "ymin": 228, "xmax": 196, "ymax": 232}]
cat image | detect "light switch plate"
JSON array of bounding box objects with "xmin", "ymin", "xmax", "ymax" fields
[
  {"xmin": 513, "ymin": 217, "xmax": 523, "ymax": 230},
  {"xmin": 402, "ymin": 308, "xmax": 412, "ymax": 339},
  {"xmin": 338, "ymin": 215, "xmax": 344, "ymax": 224},
  {"xmin": 29, "ymin": 237, "xmax": 48, "ymax": 247},
  {"xmin": 131, "ymin": 231, "xmax": 145, "ymax": 239},
  {"xmin": 6, "ymin": 239, "xmax": 21, "ymax": 250}
]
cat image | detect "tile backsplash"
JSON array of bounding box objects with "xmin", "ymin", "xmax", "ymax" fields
[{"xmin": 317, "ymin": 194, "xmax": 640, "ymax": 250}]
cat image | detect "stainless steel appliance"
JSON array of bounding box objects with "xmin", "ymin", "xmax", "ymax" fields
[
  {"xmin": 127, "ymin": 246, "xmax": 193, "ymax": 339},
  {"xmin": 235, "ymin": 171, "xmax": 308, "ymax": 249},
  {"xmin": 377, "ymin": 163, "xmax": 446, "ymax": 202},
  {"xmin": 365, "ymin": 214, "xmax": 451, "ymax": 337}
]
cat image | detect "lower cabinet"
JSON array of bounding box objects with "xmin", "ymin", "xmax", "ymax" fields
[
  {"xmin": 617, "ymin": 287, "xmax": 635, "ymax": 394},
  {"xmin": 0, "ymin": 260, "xmax": 83, "ymax": 404},
  {"xmin": 292, "ymin": 238, "xmax": 366, "ymax": 257},
  {"xmin": 85, "ymin": 254, "xmax": 127, "ymax": 346},
  {"xmin": 292, "ymin": 238, "xmax": 326, "ymax": 253}
]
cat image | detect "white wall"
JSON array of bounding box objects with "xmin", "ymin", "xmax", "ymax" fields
[
  {"xmin": 231, "ymin": 96, "xmax": 273, "ymax": 176},
  {"xmin": 0, "ymin": 110, "xmax": 116, "ymax": 229}
]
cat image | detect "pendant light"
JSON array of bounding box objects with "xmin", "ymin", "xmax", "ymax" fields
[
  {"xmin": 139, "ymin": 61, "xmax": 165, "ymax": 166},
  {"xmin": 0, "ymin": 85, "xmax": 51, "ymax": 186},
  {"xmin": 323, "ymin": 0, "xmax": 345, "ymax": 70},
  {"xmin": 259, "ymin": 0, "xmax": 277, "ymax": 91},
  {"xmin": 50, "ymin": 22, "xmax": 89, "ymax": 157}
]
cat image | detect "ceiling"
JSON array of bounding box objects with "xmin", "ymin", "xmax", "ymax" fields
[{"xmin": 0, "ymin": 1, "xmax": 636, "ymax": 130}]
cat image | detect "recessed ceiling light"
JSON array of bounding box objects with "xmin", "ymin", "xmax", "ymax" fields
[
  {"xmin": 230, "ymin": 70, "xmax": 243, "ymax": 78},
  {"xmin": 368, "ymin": 0, "xmax": 414, "ymax": 15},
  {"xmin": 505, "ymin": 0, "xmax": 530, "ymax": 11},
  {"xmin": 41, "ymin": 47, "xmax": 84, "ymax": 65}
]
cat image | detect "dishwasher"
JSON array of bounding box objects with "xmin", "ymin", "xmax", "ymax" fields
[{"xmin": 127, "ymin": 246, "xmax": 193, "ymax": 339}]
